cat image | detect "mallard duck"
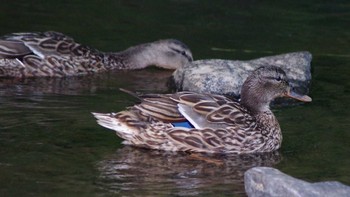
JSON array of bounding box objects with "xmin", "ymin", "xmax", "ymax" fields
[
  {"xmin": 92, "ymin": 66, "xmax": 312, "ymax": 154},
  {"xmin": 0, "ymin": 31, "xmax": 193, "ymax": 78}
]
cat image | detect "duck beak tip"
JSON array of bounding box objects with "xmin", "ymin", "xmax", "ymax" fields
[{"xmin": 286, "ymin": 91, "xmax": 312, "ymax": 102}]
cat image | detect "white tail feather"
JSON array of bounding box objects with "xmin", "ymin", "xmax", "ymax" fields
[{"xmin": 91, "ymin": 112, "xmax": 135, "ymax": 139}]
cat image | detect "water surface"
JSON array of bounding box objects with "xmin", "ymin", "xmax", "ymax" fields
[{"xmin": 0, "ymin": 1, "xmax": 349, "ymax": 196}]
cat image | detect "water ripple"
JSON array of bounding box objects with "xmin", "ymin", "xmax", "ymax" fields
[{"xmin": 96, "ymin": 146, "xmax": 282, "ymax": 196}]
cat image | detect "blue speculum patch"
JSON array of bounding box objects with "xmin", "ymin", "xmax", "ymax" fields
[{"xmin": 171, "ymin": 121, "xmax": 194, "ymax": 128}]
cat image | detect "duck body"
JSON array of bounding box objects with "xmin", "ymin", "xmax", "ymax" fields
[
  {"xmin": 93, "ymin": 92, "xmax": 282, "ymax": 154},
  {"xmin": 0, "ymin": 31, "xmax": 192, "ymax": 78},
  {"xmin": 93, "ymin": 66, "xmax": 312, "ymax": 154}
]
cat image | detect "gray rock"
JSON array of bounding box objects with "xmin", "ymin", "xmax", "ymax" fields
[
  {"xmin": 244, "ymin": 167, "xmax": 350, "ymax": 197},
  {"xmin": 170, "ymin": 51, "xmax": 312, "ymax": 98}
]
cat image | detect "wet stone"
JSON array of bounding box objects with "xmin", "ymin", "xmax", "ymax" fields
[
  {"xmin": 169, "ymin": 51, "xmax": 312, "ymax": 98},
  {"xmin": 244, "ymin": 167, "xmax": 350, "ymax": 197}
]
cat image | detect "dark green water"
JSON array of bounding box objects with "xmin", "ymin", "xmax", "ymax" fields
[{"xmin": 0, "ymin": 1, "xmax": 349, "ymax": 196}]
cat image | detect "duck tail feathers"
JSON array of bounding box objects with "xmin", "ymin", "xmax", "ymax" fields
[{"xmin": 91, "ymin": 112, "xmax": 137, "ymax": 140}]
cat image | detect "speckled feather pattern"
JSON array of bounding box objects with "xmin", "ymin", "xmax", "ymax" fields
[
  {"xmin": 93, "ymin": 92, "xmax": 282, "ymax": 154},
  {"xmin": 0, "ymin": 31, "xmax": 192, "ymax": 77}
]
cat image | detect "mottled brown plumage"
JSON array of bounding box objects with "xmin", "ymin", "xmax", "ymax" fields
[
  {"xmin": 0, "ymin": 31, "xmax": 193, "ymax": 78},
  {"xmin": 92, "ymin": 66, "xmax": 312, "ymax": 154}
]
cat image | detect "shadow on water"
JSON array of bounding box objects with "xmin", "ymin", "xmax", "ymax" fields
[
  {"xmin": 0, "ymin": 69, "xmax": 173, "ymax": 96},
  {"xmin": 0, "ymin": 69, "xmax": 172, "ymax": 131},
  {"xmin": 96, "ymin": 146, "xmax": 282, "ymax": 196}
]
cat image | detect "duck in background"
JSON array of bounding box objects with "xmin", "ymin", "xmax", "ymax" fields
[
  {"xmin": 92, "ymin": 66, "xmax": 312, "ymax": 154},
  {"xmin": 0, "ymin": 31, "xmax": 193, "ymax": 78}
]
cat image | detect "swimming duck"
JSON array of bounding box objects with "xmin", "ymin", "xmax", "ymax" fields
[
  {"xmin": 0, "ymin": 31, "xmax": 193, "ymax": 78},
  {"xmin": 92, "ymin": 66, "xmax": 312, "ymax": 154}
]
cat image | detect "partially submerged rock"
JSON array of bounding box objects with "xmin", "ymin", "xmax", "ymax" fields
[
  {"xmin": 170, "ymin": 51, "xmax": 312, "ymax": 98},
  {"xmin": 244, "ymin": 167, "xmax": 350, "ymax": 197}
]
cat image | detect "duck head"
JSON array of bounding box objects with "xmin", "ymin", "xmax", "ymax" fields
[
  {"xmin": 240, "ymin": 66, "xmax": 312, "ymax": 114},
  {"xmin": 130, "ymin": 39, "xmax": 193, "ymax": 70}
]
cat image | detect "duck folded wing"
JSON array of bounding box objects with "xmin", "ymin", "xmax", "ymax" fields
[
  {"xmin": 1, "ymin": 31, "xmax": 82, "ymax": 59},
  {"xmin": 173, "ymin": 93, "xmax": 252, "ymax": 129},
  {"xmin": 133, "ymin": 94, "xmax": 186, "ymax": 122},
  {"xmin": 0, "ymin": 40, "xmax": 32, "ymax": 58},
  {"xmin": 132, "ymin": 92, "xmax": 253, "ymax": 130}
]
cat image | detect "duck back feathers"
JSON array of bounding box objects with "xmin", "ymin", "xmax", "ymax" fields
[{"xmin": 0, "ymin": 31, "xmax": 192, "ymax": 78}]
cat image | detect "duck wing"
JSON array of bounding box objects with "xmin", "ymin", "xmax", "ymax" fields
[
  {"xmin": 132, "ymin": 92, "xmax": 253, "ymax": 129},
  {"xmin": 133, "ymin": 92, "xmax": 187, "ymax": 122},
  {"xmin": 0, "ymin": 31, "xmax": 104, "ymax": 77},
  {"xmin": 0, "ymin": 39, "xmax": 32, "ymax": 58},
  {"xmin": 0, "ymin": 31, "xmax": 80, "ymax": 58},
  {"xmin": 176, "ymin": 93, "xmax": 253, "ymax": 129}
]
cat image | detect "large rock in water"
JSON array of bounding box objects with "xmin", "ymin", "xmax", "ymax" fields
[
  {"xmin": 170, "ymin": 51, "xmax": 312, "ymax": 98},
  {"xmin": 244, "ymin": 167, "xmax": 350, "ymax": 197}
]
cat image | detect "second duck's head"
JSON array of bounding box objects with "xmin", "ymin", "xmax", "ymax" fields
[
  {"xmin": 128, "ymin": 39, "xmax": 193, "ymax": 70},
  {"xmin": 241, "ymin": 66, "xmax": 312, "ymax": 113}
]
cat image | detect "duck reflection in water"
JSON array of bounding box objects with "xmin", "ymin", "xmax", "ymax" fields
[{"xmin": 96, "ymin": 146, "xmax": 281, "ymax": 196}]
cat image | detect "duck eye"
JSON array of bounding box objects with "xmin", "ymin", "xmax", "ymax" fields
[{"xmin": 275, "ymin": 76, "xmax": 282, "ymax": 81}]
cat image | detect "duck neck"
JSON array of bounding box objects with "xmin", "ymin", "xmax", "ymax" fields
[
  {"xmin": 242, "ymin": 90, "xmax": 282, "ymax": 147},
  {"xmin": 240, "ymin": 85, "xmax": 272, "ymax": 115},
  {"xmin": 103, "ymin": 43, "xmax": 158, "ymax": 70},
  {"xmin": 240, "ymin": 80, "xmax": 282, "ymax": 148}
]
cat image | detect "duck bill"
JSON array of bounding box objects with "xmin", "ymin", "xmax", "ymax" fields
[{"xmin": 285, "ymin": 90, "xmax": 312, "ymax": 102}]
